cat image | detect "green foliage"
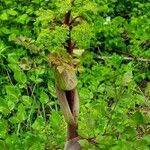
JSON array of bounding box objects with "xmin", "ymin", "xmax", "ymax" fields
[
  {"xmin": 0, "ymin": 0, "xmax": 150, "ymax": 149},
  {"xmin": 78, "ymin": 53, "xmax": 150, "ymax": 149}
]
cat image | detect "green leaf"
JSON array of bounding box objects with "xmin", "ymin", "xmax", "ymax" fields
[
  {"xmin": 73, "ymin": 49, "xmax": 85, "ymax": 56},
  {"xmin": 0, "ymin": 140, "xmax": 6, "ymax": 150},
  {"xmin": 50, "ymin": 111, "xmax": 63, "ymax": 129},
  {"xmin": 7, "ymin": 53, "xmax": 19, "ymax": 63},
  {"xmin": 16, "ymin": 104, "xmax": 27, "ymax": 122},
  {"xmin": 143, "ymin": 135, "xmax": 150, "ymax": 144},
  {"xmin": 9, "ymin": 104, "xmax": 26, "ymax": 123},
  {"xmin": 0, "ymin": 98, "xmax": 10, "ymax": 115},
  {"xmin": 0, "ymin": 27, "xmax": 10, "ymax": 34},
  {"xmin": 131, "ymin": 111, "xmax": 145, "ymax": 125},
  {"xmin": 145, "ymin": 82, "xmax": 150, "ymax": 95},
  {"xmin": 7, "ymin": 9, "xmax": 17, "ymax": 16},
  {"xmin": 48, "ymin": 81, "xmax": 57, "ymax": 98},
  {"xmin": 6, "ymin": 95, "xmax": 18, "ymax": 111},
  {"xmin": 80, "ymin": 88, "xmax": 93, "ymax": 100},
  {"xmin": 39, "ymin": 91, "xmax": 49, "ymax": 104},
  {"xmin": 0, "ymin": 120, "xmax": 8, "ymax": 138},
  {"xmin": 16, "ymin": 14, "xmax": 29, "ymax": 24},
  {"xmin": 14, "ymin": 70, "xmax": 27, "ymax": 84},
  {"xmin": 122, "ymin": 71, "xmax": 133, "ymax": 86},
  {"xmin": 0, "ymin": 13, "xmax": 8, "ymax": 20},
  {"xmin": 22, "ymin": 96, "xmax": 32, "ymax": 107},
  {"xmin": 8, "ymin": 64, "xmax": 27, "ymax": 84},
  {"xmin": 32, "ymin": 116, "xmax": 45, "ymax": 131},
  {"xmin": 5, "ymin": 85, "xmax": 20, "ymax": 99}
]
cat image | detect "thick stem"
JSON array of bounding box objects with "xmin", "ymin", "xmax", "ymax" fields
[
  {"xmin": 56, "ymin": 87, "xmax": 75, "ymax": 124},
  {"xmin": 66, "ymin": 90, "xmax": 75, "ymax": 113},
  {"xmin": 64, "ymin": 10, "xmax": 71, "ymax": 26},
  {"xmin": 65, "ymin": 28, "xmax": 73, "ymax": 54},
  {"xmin": 64, "ymin": 10, "xmax": 74, "ymax": 54},
  {"xmin": 64, "ymin": 10, "xmax": 79, "ymax": 142},
  {"xmin": 66, "ymin": 89, "xmax": 79, "ymax": 140},
  {"xmin": 67, "ymin": 123, "xmax": 78, "ymax": 140},
  {"xmin": 63, "ymin": 7, "xmax": 80, "ymax": 149}
]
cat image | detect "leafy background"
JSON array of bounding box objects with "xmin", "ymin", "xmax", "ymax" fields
[{"xmin": 0, "ymin": 0, "xmax": 150, "ymax": 149}]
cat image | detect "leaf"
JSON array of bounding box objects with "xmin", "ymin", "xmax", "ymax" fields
[
  {"xmin": 79, "ymin": 88, "xmax": 93, "ymax": 100},
  {"xmin": 1, "ymin": 27, "xmax": 10, "ymax": 34},
  {"xmin": 40, "ymin": 91, "xmax": 49, "ymax": 104},
  {"xmin": 16, "ymin": 104, "xmax": 27, "ymax": 122},
  {"xmin": 145, "ymin": 82, "xmax": 150, "ymax": 95},
  {"xmin": 0, "ymin": 140, "xmax": 6, "ymax": 150},
  {"xmin": 48, "ymin": 81, "xmax": 57, "ymax": 98},
  {"xmin": 5, "ymin": 85, "xmax": 20, "ymax": 99},
  {"xmin": 7, "ymin": 9, "xmax": 17, "ymax": 16},
  {"xmin": 122, "ymin": 71, "xmax": 133, "ymax": 86},
  {"xmin": 6, "ymin": 94, "xmax": 18, "ymax": 111},
  {"xmin": 16, "ymin": 14, "xmax": 29, "ymax": 24},
  {"xmin": 123, "ymin": 126, "xmax": 136, "ymax": 138},
  {"xmin": 22, "ymin": 96, "xmax": 32, "ymax": 107},
  {"xmin": 7, "ymin": 53, "xmax": 19, "ymax": 63},
  {"xmin": 8, "ymin": 64, "xmax": 27, "ymax": 84},
  {"xmin": 0, "ymin": 98, "xmax": 10, "ymax": 115},
  {"xmin": 0, "ymin": 120, "xmax": 7, "ymax": 138},
  {"xmin": 0, "ymin": 13, "xmax": 8, "ymax": 21},
  {"xmin": 50, "ymin": 111, "xmax": 63, "ymax": 129},
  {"xmin": 19, "ymin": 57, "xmax": 31, "ymax": 70},
  {"xmin": 32, "ymin": 116, "xmax": 45, "ymax": 131},
  {"xmin": 143, "ymin": 135, "xmax": 150, "ymax": 144},
  {"xmin": 9, "ymin": 104, "xmax": 27, "ymax": 123},
  {"xmin": 131, "ymin": 111, "xmax": 145, "ymax": 125},
  {"xmin": 8, "ymin": 63, "xmax": 20, "ymax": 72},
  {"xmin": 111, "ymin": 54, "xmax": 122, "ymax": 68},
  {"xmin": 73, "ymin": 49, "xmax": 85, "ymax": 56},
  {"xmin": 57, "ymin": 66, "xmax": 65, "ymax": 74},
  {"xmin": 14, "ymin": 70, "xmax": 27, "ymax": 84}
]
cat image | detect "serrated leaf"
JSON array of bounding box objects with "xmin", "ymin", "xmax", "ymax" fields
[{"xmin": 122, "ymin": 71, "xmax": 133, "ymax": 86}]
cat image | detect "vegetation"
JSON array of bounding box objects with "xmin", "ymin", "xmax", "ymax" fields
[{"xmin": 0, "ymin": 0, "xmax": 150, "ymax": 149}]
